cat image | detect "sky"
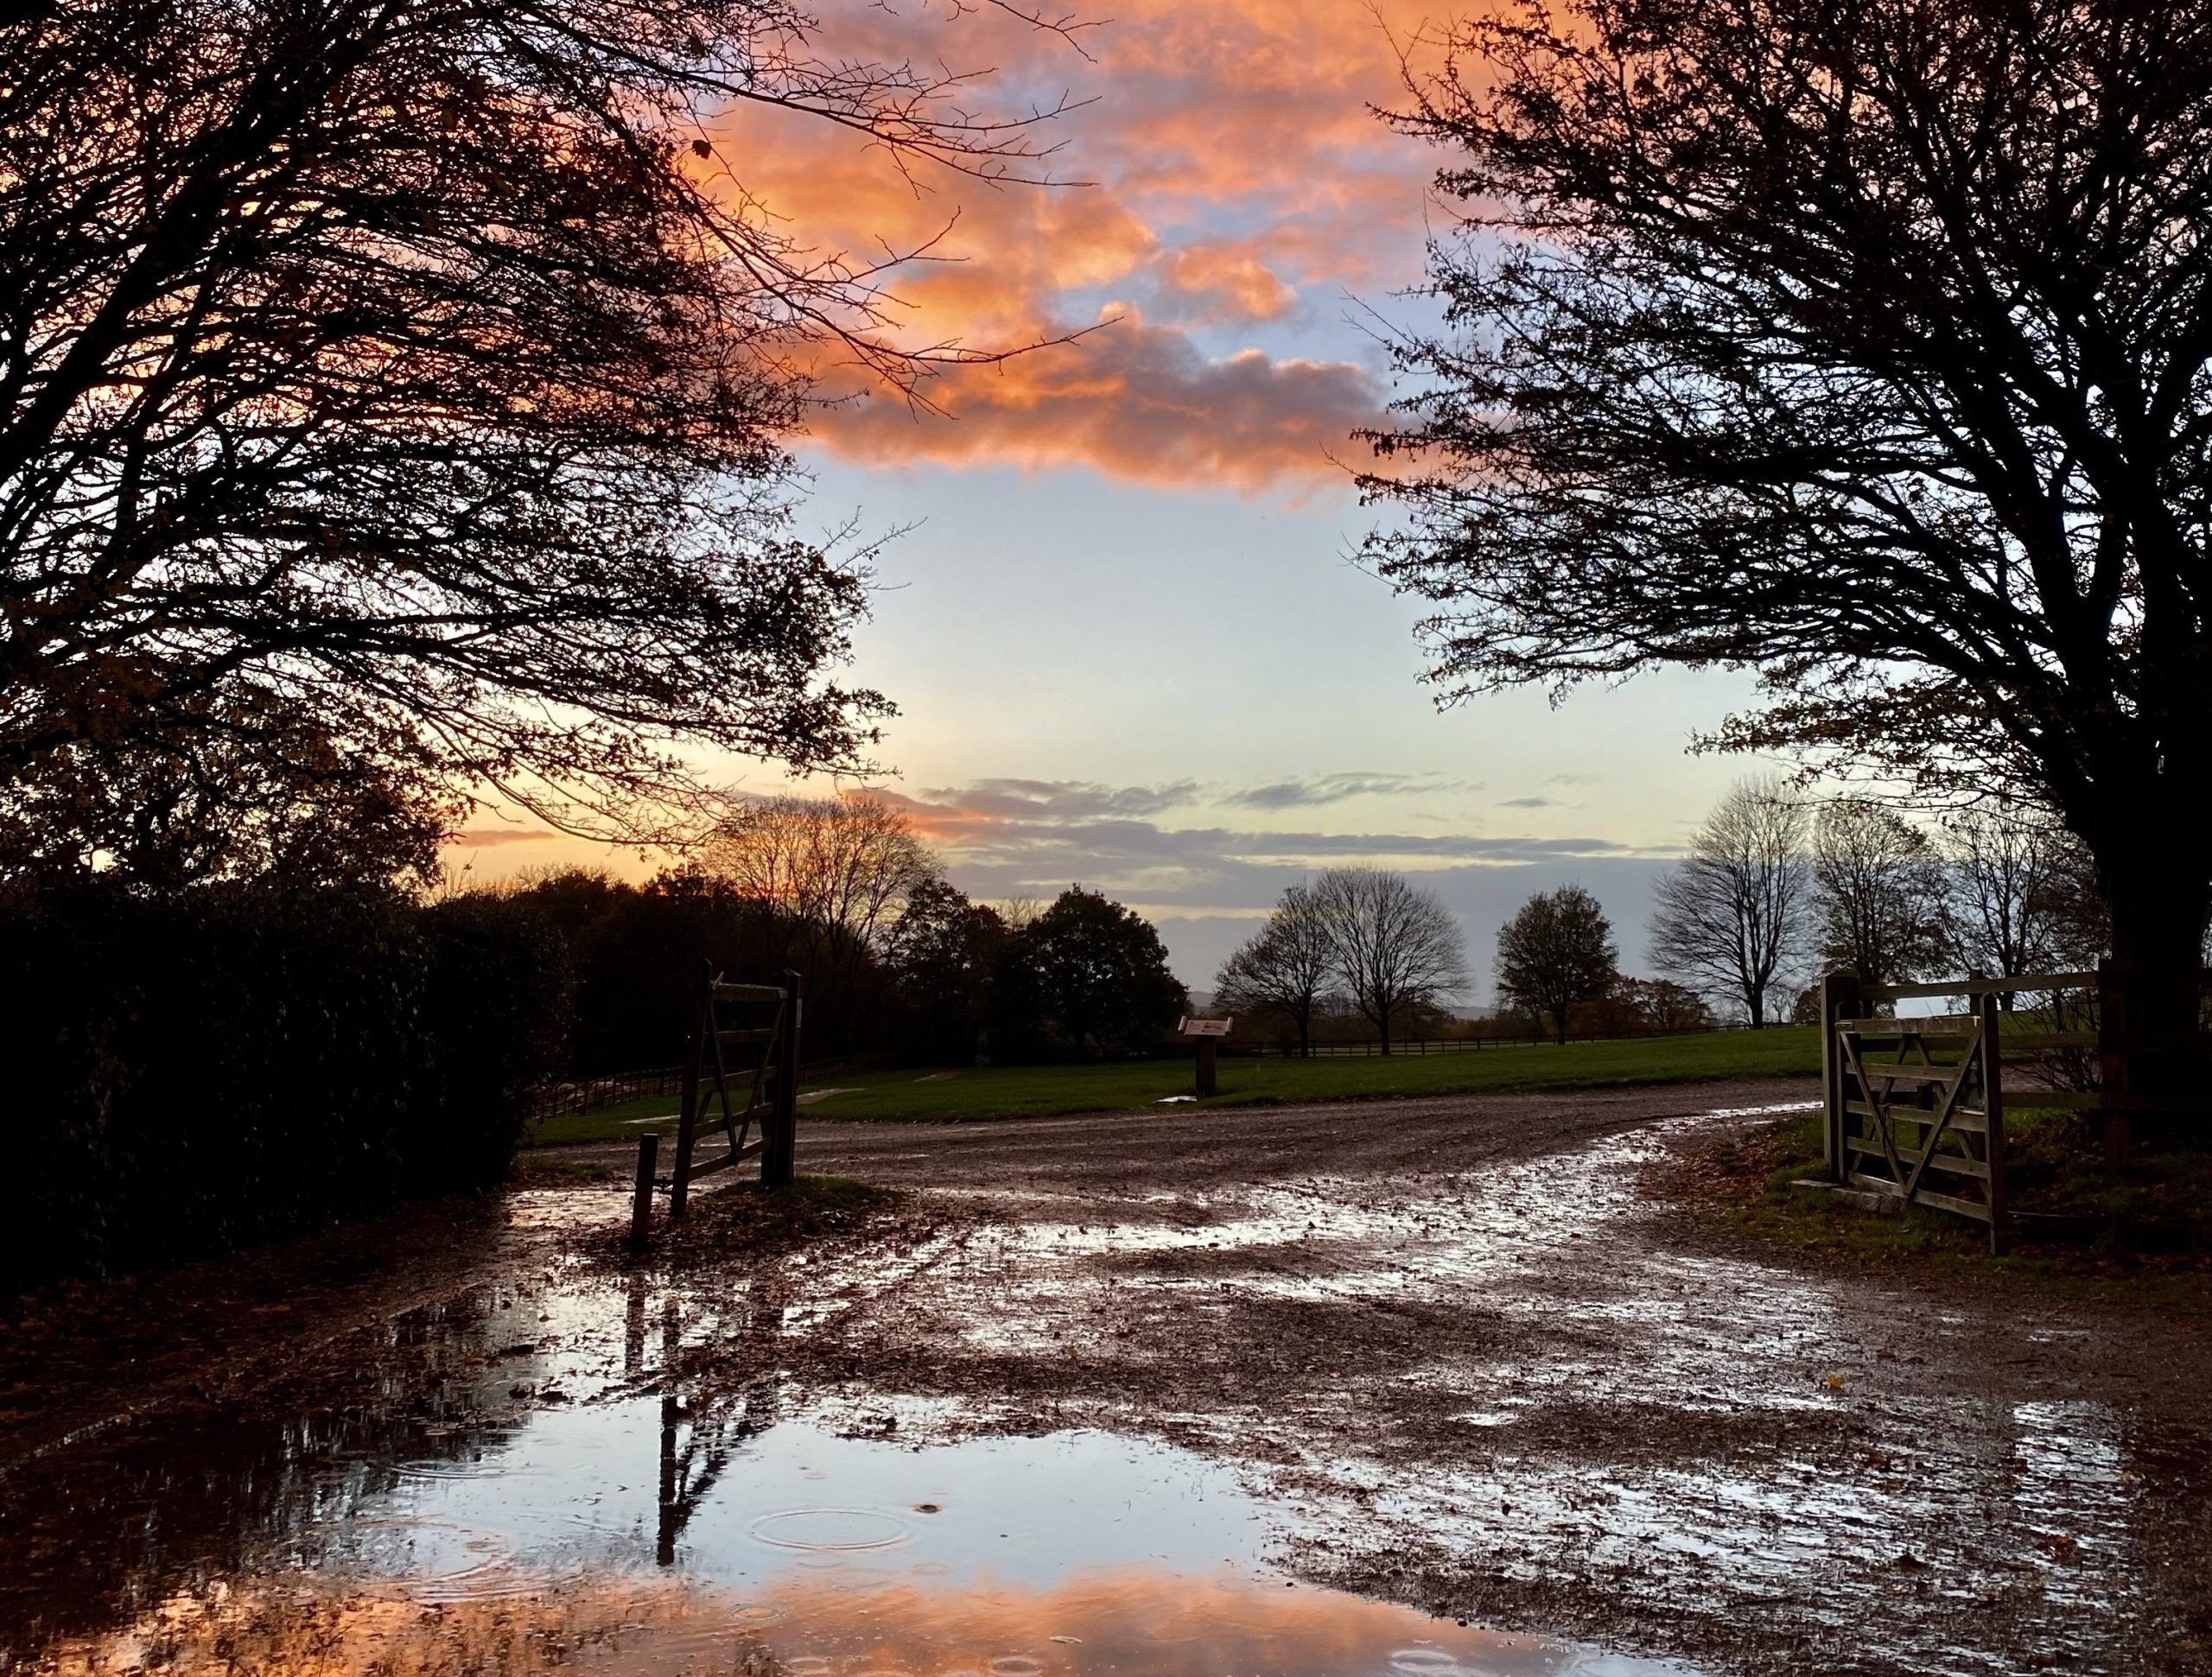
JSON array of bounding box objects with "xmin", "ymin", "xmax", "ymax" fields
[{"xmin": 447, "ymin": 0, "xmax": 1777, "ymax": 994}]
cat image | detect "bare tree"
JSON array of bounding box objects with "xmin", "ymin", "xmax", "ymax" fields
[
  {"xmin": 1365, "ymin": 0, "xmax": 2212, "ymax": 1089},
  {"xmin": 1, "ymin": 1, "xmax": 1076, "ymax": 841},
  {"xmin": 1813, "ymin": 803, "xmax": 1948, "ymax": 992},
  {"xmin": 1649, "ymin": 779, "xmax": 1810, "ymax": 1028},
  {"xmin": 1496, "ymin": 885, "xmax": 1617, "ymax": 1045},
  {"xmin": 1213, "ymin": 883, "xmax": 1338, "ymax": 1057},
  {"xmin": 1309, "ymin": 867, "xmax": 1467, "ymax": 1053},
  {"xmin": 701, "ymin": 791, "xmax": 935, "ymax": 1038},
  {"xmin": 1941, "ymin": 809, "xmax": 2107, "ymax": 994}
]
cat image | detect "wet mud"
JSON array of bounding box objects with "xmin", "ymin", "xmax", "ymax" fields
[{"xmin": 5, "ymin": 1081, "xmax": 2209, "ymax": 1675}]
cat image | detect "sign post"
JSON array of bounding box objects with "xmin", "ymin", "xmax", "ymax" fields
[{"xmin": 1177, "ymin": 1015, "xmax": 1233, "ymax": 1097}]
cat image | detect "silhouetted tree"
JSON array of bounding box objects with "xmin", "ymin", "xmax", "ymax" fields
[
  {"xmin": 1309, "ymin": 867, "xmax": 1467, "ymax": 1053},
  {"xmin": 1649, "ymin": 779, "xmax": 1810, "ymax": 1027},
  {"xmin": 994, "ymin": 886, "xmax": 1186, "ymax": 1060},
  {"xmin": 1, "ymin": 0, "xmax": 1071, "ymax": 840},
  {"xmin": 1496, "ymin": 885, "xmax": 1617, "ymax": 1045},
  {"xmin": 1940, "ymin": 809, "xmax": 2107, "ymax": 996},
  {"xmin": 1368, "ymin": 0, "xmax": 2212, "ymax": 1090},
  {"xmin": 1813, "ymin": 804, "xmax": 1947, "ymax": 992},
  {"xmin": 1609, "ymin": 975, "xmax": 1716, "ymax": 1034},
  {"xmin": 697, "ymin": 791, "xmax": 932, "ymax": 1050},
  {"xmin": 1212, "ymin": 882, "xmax": 1337, "ymax": 1057},
  {"xmin": 0, "ymin": 698, "xmax": 445, "ymax": 890},
  {"xmin": 884, "ymin": 878, "xmax": 1007, "ymax": 1064}
]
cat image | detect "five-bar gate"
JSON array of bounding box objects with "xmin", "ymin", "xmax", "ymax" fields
[{"xmin": 629, "ymin": 966, "xmax": 802, "ymax": 1250}]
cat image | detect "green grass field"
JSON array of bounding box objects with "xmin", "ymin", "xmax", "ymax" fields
[{"xmin": 526, "ymin": 1026, "xmax": 1821, "ymax": 1146}]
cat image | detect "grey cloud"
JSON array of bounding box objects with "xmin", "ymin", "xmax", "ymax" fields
[
  {"xmin": 1224, "ymin": 772, "xmax": 1478, "ymax": 810},
  {"xmin": 919, "ymin": 778, "xmax": 1203, "ymax": 820},
  {"xmin": 1498, "ymin": 797, "xmax": 1553, "ymax": 810}
]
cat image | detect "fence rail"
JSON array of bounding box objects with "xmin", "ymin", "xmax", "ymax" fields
[{"xmin": 1268, "ymin": 1025, "xmax": 1731, "ymax": 1058}]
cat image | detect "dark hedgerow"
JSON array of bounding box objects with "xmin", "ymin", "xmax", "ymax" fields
[{"xmin": 0, "ymin": 882, "xmax": 564, "ymax": 1296}]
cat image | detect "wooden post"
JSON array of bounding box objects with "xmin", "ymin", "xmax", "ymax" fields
[
  {"xmin": 1979, "ymin": 990, "xmax": 2010, "ymax": 1254},
  {"xmin": 762, "ymin": 968, "xmax": 801, "ymax": 1190},
  {"xmin": 1819, "ymin": 969, "xmax": 1860, "ymax": 1182},
  {"xmin": 670, "ymin": 978, "xmax": 706, "ymax": 1222},
  {"xmin": 2096, "ymin": 957, "xmax": 2134, "ymax": 1170},
  {"xmin": 628, "ymin": 1131, "xmax": 658, "ymax": 1254},
  {"xmin": 1196, "ymin": 1036, "xmax": 1217, "ymax": 1097}
]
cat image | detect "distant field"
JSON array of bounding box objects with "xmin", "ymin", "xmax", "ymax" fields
[{"xmin": 525, "ymin": 1027, "xmax": 1821, "ymax": 1145}]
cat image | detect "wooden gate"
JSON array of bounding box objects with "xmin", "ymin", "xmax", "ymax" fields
[
  {"xmin": 628, "ymin": 966, "xmax": 802, "ymax": 1250},
  {"xmin": 1823, "ymin": 976, "xmax": 2008, "ymax": 1248}
]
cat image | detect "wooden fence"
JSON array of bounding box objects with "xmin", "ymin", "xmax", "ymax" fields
[
  {"xmin": 1817, "ymin": 965, "xmax": 2209, "ymax": 1250},
  {"xmin": 1268, "ymin": 1025, "xmax": 1732, "ymax": 1057}
]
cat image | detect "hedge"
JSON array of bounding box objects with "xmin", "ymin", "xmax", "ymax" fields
[{"xmin": 0, "ymin": 882, "xmax": 564, "ymax": 1295}]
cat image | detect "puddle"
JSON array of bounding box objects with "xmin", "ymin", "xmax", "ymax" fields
[{"xmin": 6, "ymin": 1274, "xmax": 1700, "ymax": 1677}]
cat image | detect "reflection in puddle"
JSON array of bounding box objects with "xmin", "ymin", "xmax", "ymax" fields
[
  {"xmin": 5, "ymin": 1243, "xmax": 1695, "ymax": 1677},
  {"xmin": 24, "ymin": 1415, "xmax": 1694, "ymax": 1676},
  {"xmin": 42, "ymin": 1564, "xmax": 1689, "ymax": 1677}
]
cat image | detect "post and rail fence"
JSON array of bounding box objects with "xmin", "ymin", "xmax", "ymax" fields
[
  {"xmin": 628, "ymin": 966, "xmax": 802, "ymax": 1253},
  {"xmin": 1816, "ymin": 963, "xmax": 2211, "ymax": 1250}
]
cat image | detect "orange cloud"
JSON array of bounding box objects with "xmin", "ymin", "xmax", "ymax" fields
[
  {"xmin": 1156, "ymin": 241, "xmax": 1296, "ymax": 321},
  {"xmin": 812, "ymin": 310, "xmax": 1383, "ymax": 489},
  {"xmin": 689, "ymin": 0, "xmax": 1447, "ymax": 486}
]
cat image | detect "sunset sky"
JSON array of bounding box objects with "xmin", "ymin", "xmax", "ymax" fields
[{"xmin": 449, "ymin": 0, "xmax": 1772, "ymax": 991}]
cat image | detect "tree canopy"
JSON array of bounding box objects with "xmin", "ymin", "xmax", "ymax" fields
[
  {"xmin": 995, "ymin": 886, "xmax": 1187, "ymax": 1060},
  {"xmin": 0, "ymin": 0, "xmax": 1066, "ymax": 847},
  {"xmin": 1368, "ymin": 0, "xmax": 2212, "ymax": 1050}
]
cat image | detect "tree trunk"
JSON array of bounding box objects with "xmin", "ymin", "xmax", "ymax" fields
[
  {"xmin": 1377, "ymin": 1001, "xmax": 1392, "ymax": 1056},
  {"xmin": 2097, "ymin": 852, "xmax": 2209, "ymax": 1134}
]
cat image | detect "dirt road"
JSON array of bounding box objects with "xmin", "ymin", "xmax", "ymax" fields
[{"xmin": 8, "ymin": 1082, "xmax": 2211, "ymax": 1676}]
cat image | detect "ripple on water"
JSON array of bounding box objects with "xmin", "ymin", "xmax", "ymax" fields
[
  {"xmin": 749, "ymin": 1507, "xmax": 913, "ymax": 1553},
  {"xmin": 348, "ymin": 1520, "xmax": 535, "ymax": 1604},
  {"xmin": 1389, "ymin": 1648, "xmax": 1464, "ymax": 1676}
]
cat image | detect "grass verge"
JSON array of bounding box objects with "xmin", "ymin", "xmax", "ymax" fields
[
  {"xmin": 528, "ymin": 1027, "xmax": 1821, "ymax": 1144},
  {"xmin": 1669, "ymin": 1108, "xmax": 2212, "ymax": 1302}
]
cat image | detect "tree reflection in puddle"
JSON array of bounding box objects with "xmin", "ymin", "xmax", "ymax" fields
[{"xmin": 14, "ymin": 1330, "xmax": 1699, "ymax": 1677}]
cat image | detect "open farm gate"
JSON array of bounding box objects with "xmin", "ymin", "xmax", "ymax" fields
[
  {"xmin": 629, "ymin": 968, "xmax": 801, "ymax": 1250},
  {"xmin": 1818, "ymin": 966, "xmax": 2207, "ymax": 1251}
]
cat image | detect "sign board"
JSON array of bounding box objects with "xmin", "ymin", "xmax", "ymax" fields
[{"xmin": 1177, "ymin": 1016, "xmax": 1234, "ymax": 1037}]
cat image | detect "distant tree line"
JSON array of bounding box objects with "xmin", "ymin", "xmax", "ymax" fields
[{"xmin": 485, "ymin": 793, "xmax": 1187, "ymax": 1071}]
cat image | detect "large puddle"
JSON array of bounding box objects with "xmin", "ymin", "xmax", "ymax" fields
[{"xmin": 6, "ymin": 1258, "xmax": 1699, "ymax": 1677}]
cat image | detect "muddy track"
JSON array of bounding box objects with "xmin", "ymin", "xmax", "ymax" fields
[{"xmin": 8, "ymin": 1081, "xmax": 2211, "ymax": 1677}]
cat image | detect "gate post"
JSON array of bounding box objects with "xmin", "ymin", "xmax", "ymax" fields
[
  {"xmin": 628, "ymin": 1131, "xmax": 659, "ymax": 1254},
  {"xmin": 670, "ymin": 964, "xmax": 710, "ymax": 1221},
  {"xmin": 1979, "ymin": 990, "xmax": 2010, "ymax": 1254},
  {"xmin": 762, "ymin": 968, "xmax": 802, "ymax": 1190},
  {"xmin": 1820, "ymin": 969, "xmax": 1860, "ymax": 1181}
]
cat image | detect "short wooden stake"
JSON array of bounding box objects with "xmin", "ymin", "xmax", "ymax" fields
[
  {"xmin": 629, "ymin": 1131, "xmax": 658, "ymax": 1253},
  {"xmin": 1196, "ymin": 1037, "xmax": 1217, "ymax": 1097}
]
